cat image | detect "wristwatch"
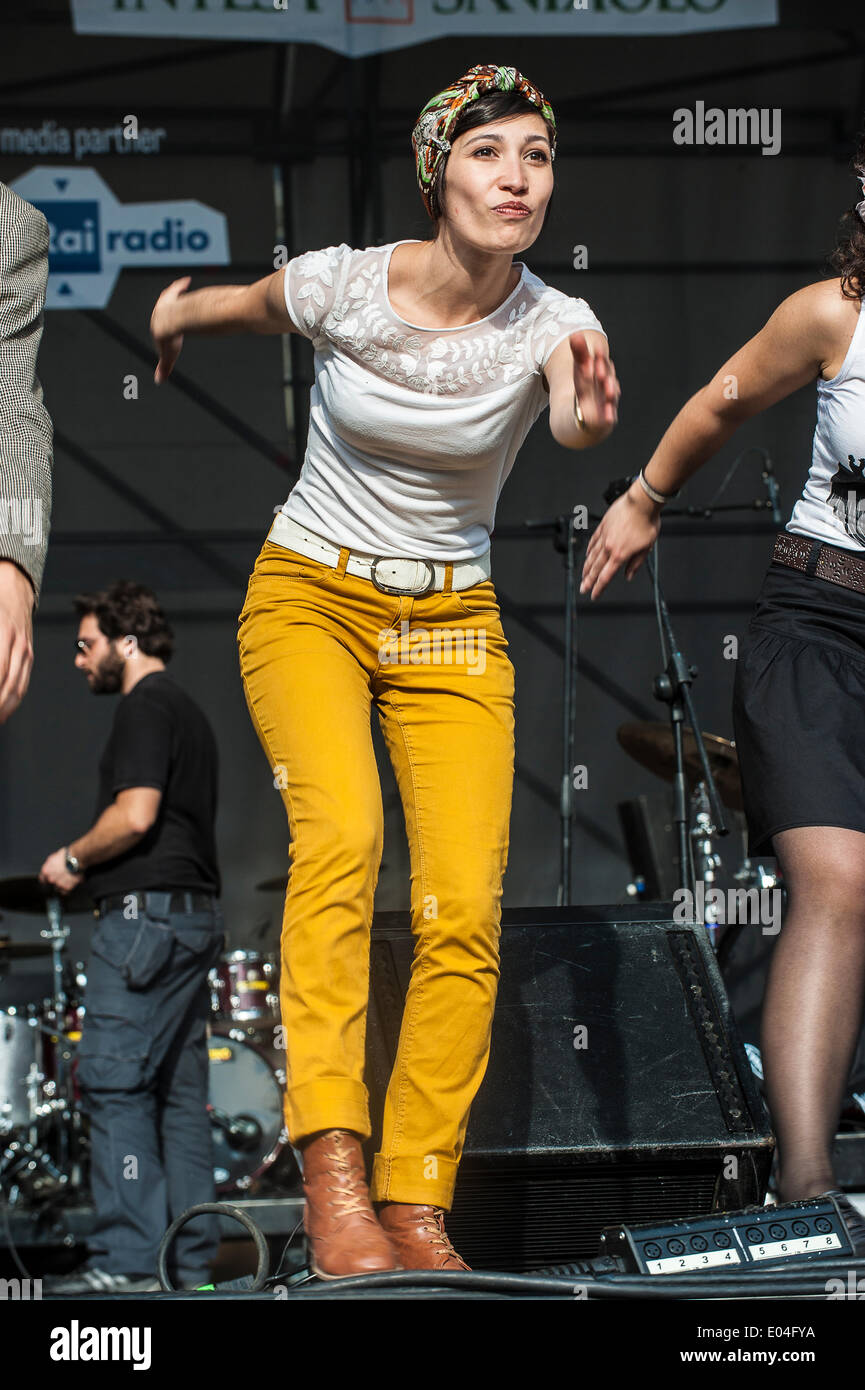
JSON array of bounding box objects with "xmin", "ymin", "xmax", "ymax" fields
[{"xmin": 65, "ymin": 850, "xmax": 82, "ymax": 876}]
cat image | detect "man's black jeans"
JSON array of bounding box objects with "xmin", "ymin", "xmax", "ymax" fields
[{"xmin": 76, "ymin": 893, "xmax": 225, "ymax": 1281}]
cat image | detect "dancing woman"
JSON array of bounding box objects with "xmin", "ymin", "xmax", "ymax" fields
[
  {"xmin": 151, "ymin": 63, "xmax": 619, "ymax": 1278},
  {"xmin": 581, "ymin": 140, "xmax": 865, "ymax": 1245}
]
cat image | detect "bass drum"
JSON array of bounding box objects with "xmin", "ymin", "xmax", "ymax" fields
[{"xmin": 207, "ymin": 1026, "xmax": 294, "ymax": 1193}]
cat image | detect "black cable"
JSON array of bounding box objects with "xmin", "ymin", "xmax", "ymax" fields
[
  {"xmin": 270, "ymin": 1215, "xmax": 306, "ymax": 1282},
  {"xmin": 156, "ymin": 1202, "xmax": 270, "ymax": 1292},
  {"xmin": 241, "ymin": 1258, "xmax": 865, "ymax": 1299},
  {"xmin": 64, "ymin": 1256, "xmax": 865, "ymax": 1300}
]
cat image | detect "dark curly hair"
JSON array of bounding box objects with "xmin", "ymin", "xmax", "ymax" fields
[
  {"xmin": 74, "ymin": 580, "xmax": 174, "ymax": 662},
  {"xmin": 829, "ymin": 131, "xmax": 865, "ymax": 301},
  {"xmin": 429, "ymin": 89, "xmax": 556, "ymax": 235}
]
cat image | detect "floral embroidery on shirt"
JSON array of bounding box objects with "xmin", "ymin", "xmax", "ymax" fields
[
  {"xmin": 285, "ymin": 243, "xmax": 603, "ymax": 396},
  {"xmin": 291, "ymin": 247, "xmax": 342, "ymax": 333},
  {"xmin": 530, "ymin": 297, "xmax": 603, "ymax": 371}
]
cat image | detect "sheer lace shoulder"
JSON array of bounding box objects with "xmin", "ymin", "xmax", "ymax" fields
[
  {"xmin": 283, "ymin": 243, "xmax": 354, "ymax": 341},
  {"xmin": 528, "ymin": 287, "xmax": 607, "ymax": 373}
]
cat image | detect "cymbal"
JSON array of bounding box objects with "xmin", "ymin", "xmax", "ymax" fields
[
  {"xmin": 0, "ymin": 938, "xmax": 52, "ymax": 959},
  {"xmin": 617, "ymin": 721, "xmax": 744, "ymax": 812},
  {"xmin": 0, "ymin": 875, "xmax": 94, "ymax": 916}
]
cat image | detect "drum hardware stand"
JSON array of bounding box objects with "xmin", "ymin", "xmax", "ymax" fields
[
  {"xmin": 41, "ymin": 897, "xmax": 69, "ymax": 1016},
  {"xmin": 691, "ymin": 781, "xmax": 724, "ymax": 946},
  {"xmin": 734, "ymin": 858, "xmax": 780, "ymax": 893},
  {"xmin": 0, "ymin": 1136, "xmax": 69, "ymax": 1194},
  {"xmin": 715, "ymin": 859, "xmax": 785, "ymax": 972},
  {"xmin": 40, "ymin": 898, "xmax": 73, "ymax": 1176}
]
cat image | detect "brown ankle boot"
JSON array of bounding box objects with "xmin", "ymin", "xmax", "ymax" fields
[
  {"xmin": 377, "ymin": 1202, "xmax": 471, "ymax": 1271},
  {"xmin": 301, "ymin": 1129, "xmax": 401, "ymax": 1280}
]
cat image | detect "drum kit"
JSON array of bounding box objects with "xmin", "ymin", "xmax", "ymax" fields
[
  {"xmin": 0, "ymin": 878, "xmax": 90, "ymax": 1206},
  {"xmin": 205, "ymin": 942, "xmax": 294, "ymax": 1194},
  {"xmin": 0, "ymin": 876, "xmax": 297, "ymax": 1216}
]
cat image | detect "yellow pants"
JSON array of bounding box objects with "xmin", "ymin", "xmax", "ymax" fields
[{"xmin": 236, "ymin": 534, "xmax": 515, "ymax": 1208}]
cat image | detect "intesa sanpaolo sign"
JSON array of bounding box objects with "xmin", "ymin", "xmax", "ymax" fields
[{"xmin": 70, "ymin": 0, "xmax": 779, "ymax": 59}]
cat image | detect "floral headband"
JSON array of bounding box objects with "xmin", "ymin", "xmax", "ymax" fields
[
  {"xmin": 411, "ymin": 63, "xmax": 557, "ymax": 219},
  {"xmin": 858, "ymin": 172, "xmax": 865, "ymax": 220}
]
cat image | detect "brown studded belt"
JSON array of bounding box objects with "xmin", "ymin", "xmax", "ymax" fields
[{"xmin": 772, "ymin": 531, "xmax": 865, "ymax": 595}]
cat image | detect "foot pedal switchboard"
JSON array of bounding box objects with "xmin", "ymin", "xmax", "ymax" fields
[{"xmin": 599, "ymin": 1195, "xmax": 856, "ymax": 1275}]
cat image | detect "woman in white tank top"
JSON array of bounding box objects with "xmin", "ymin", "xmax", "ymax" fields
[{"xmin": 582, "ymin": 144, "xmax": 865, "ymax": 1249}]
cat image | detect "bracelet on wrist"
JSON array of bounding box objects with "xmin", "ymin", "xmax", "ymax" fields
[{"xmin": 637, "ymin": 469, "xmax": 679, "ymax": 506}]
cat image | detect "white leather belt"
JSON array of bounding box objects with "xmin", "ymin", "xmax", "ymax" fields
[{"xmin": 267, "ymin": 512, "xmax": 492, "ymax": 596}]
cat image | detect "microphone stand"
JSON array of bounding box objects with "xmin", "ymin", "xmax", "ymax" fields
[
  {"xmin": 644, "ymin": 546, "xmax": 728, "ymax": 899},
  {"xmin": 506, "ymin": 454, "xmax": 777, "ymax": 907},
  {"xmin": 522, "ymin": 513, "xmax": 584, "ymax": 906},
  {"xmin": 558, "ymin": 512, "xmax": 581, "ymax": 906},
  {"xmin": 598, "ymin": 457, "xmax": 782, "ymax": 900}
]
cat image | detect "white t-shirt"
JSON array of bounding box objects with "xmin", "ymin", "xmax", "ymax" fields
[
  {"xmin": 278, "ymin": 239, "xmax": 606, "ymax": 561},
  {"xmin": 787, "ymin": 297, "xmax": 865, "ymax": 549}
]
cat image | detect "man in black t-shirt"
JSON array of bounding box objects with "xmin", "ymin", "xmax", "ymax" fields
[{"xmin": 39, "ymin": 581, "xmax": 224, "ymax": 1293}]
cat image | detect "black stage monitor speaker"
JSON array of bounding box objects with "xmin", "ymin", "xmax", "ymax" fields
[{"xmin": 366, "ymin": 904, "xmax": 774, "ymax": 1272}]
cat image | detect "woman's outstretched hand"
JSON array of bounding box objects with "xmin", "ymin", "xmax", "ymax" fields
[
  {"xmin": 571, "ymin": 331, "xmax": 620, "ymax": 433},
  {"xmin": 150, "ymin": 276, "xmax": 191, "ymax": 384},
  {"xmin": 580, "ymin": 482, "xmax": 662, "ymax": 600}
]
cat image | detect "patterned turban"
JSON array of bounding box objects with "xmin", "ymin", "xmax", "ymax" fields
[{"xmin": 411, "ymin": 63, "xmax": 556, "ymax": 219}]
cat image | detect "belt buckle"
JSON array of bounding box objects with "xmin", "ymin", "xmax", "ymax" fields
[{"xmin": 370, "ymin": 556, "xmax": 436, "ymax": 597}]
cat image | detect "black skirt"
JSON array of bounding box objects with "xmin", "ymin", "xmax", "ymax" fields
[{"xmin": 732, "ymin": 558, "xmax": 865, "ymax": 855}]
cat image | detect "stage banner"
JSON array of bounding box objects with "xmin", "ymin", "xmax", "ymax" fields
[{"xmin": 70, "ymin": 0, "xmax": 780, "ymax": 59}]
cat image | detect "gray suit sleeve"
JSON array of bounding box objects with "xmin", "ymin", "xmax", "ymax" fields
[{"xmin": 0, "ymin": 183, "xmax": 53, "ymax": 605}]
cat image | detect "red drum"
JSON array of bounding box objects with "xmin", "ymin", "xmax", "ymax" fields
[{"xmin": 208, "ymin": 949, "xmax": 279, "ymax": 1025}]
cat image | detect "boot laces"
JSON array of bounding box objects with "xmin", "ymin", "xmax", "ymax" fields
[
  {"xmin": 419, "ymin": 1207, "xmax": 468, "ymax": 1266},
  {"xmin": 322, "ymin": 1132, "xmax": 372, "ymax": 1220}
]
